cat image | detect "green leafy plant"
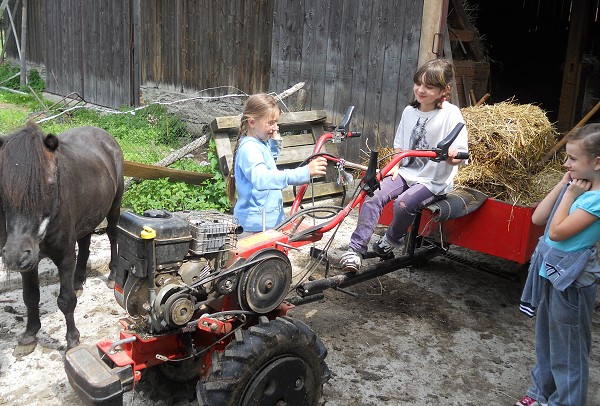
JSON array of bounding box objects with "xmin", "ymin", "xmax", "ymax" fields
[
  {"xmin": 121, "ymin": 140, "xmax": 230, "ymax": 214},
  {"xmin": 0, "ymin": 63, "xmax": 45, "ymax": 93},
  {"xmin": 0, "ymin": 63, "xmax": 20, "ymax": 89},
  {"xmin": 27, "ymin": 69, "xmax": 45, "ymax": 92}
]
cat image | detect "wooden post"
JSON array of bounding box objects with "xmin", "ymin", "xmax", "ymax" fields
[
  {"xmin": 418, "ymin": 0, "xmax": 444, "ymax": 67},
  {"xmin": 474, "ymin": 93, "xmax": 490, "ymax": 107},
  {"xmin": 556, "ymin": 0, "xmax": 590, "ymax": 133},
  {"xmin": 19, "ymin": 0, "xmax": 27, "ymax": 87}
]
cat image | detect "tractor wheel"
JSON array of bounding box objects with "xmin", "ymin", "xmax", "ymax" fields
[{"xmin": 196, "ymin": 316, "xmax": 330, "ymax": 406}]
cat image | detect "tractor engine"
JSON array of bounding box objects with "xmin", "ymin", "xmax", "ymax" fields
[{"xmin": 113, "ymin": 209, "xmax": 241, "ymax": 334}]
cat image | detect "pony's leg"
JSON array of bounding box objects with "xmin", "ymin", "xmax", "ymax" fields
[
  {"xmin": 15, "ymin": 268, "xmax": 42, "ymax": 355},
  {"xmin": 56, "ymin": 252, "xmax": 80, "ymax": 350},
  {"xmin": 74, "ymin": 234, "xmax": 92, "ymax": 297},
  {"xmin": 105, "ymin": 200, "xmax": 121, "ymax": 289}
]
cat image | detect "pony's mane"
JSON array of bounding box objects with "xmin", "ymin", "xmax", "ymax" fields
[{"xmin": 0, "ymin": 124, "xmax": 56, "ymax": 214}]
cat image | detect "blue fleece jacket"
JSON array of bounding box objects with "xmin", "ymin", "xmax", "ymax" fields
[{"xmin": 233, "ymin": 136, "xmax": 310, "ymax": 232}]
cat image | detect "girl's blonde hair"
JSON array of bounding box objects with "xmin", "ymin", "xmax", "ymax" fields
[
  {"xmin": 410, "ymin": 58, "xmax": 455, "ymax": 109},
  {"xmin": 226, "ymin": 93, "xmax": 281, "ymax": 205}
]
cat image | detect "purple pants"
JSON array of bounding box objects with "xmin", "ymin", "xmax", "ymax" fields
[{"xmin": 348, "ymin": 175, "xmax": 442, "ymax": 254}]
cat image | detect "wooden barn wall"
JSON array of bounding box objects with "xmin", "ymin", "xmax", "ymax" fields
[
  {"xmin": 4, "ymin": 0, "xmax": 423, "ymax": 151},
  {"xmin": 4, "ymin": 0, "xmax": 132, "ymax": 108},
  {"xmin": 270, "ymin": 0, "xmax": 423, "ymax": 160},
  {"xmin": 3, "ymin": 0, "xmax": 45, "ymax": 64},
  {"xmin": 139, "ymin": 0, "xmax": 275, "ymax": 95}
]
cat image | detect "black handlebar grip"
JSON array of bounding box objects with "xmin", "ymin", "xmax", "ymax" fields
[
  {"xmin": 347, "ymin": 131, "xmax": 362, "ymax": 138},
  {"xmin": 338, "ymin": 106, "xmax": 355, "ymax": 131},
  {"xmin": 455, "ymin": 151, "xmax": 469, "ymax": 160}
]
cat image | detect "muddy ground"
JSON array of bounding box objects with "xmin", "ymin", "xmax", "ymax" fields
[{"xmin": 0, "ymin": 213, "xmax": 599, "ymax": 406}]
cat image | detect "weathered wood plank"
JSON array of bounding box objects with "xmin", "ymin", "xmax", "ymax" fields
[
  {"xmin": 363, "ymin": 0, "xmax": 386, "ymax": 145},
  {"xmin": 323, "ymin": 0, "xmax": 342, "ymax": 118},
  {"xmin": 309, "ymin": 0, "xmax": 329, "ymax": 108},
  {"xmin": 347, "ymin": 0, "xmax": 373, "ymax": 148},
  {"xmin": 282, "ymin": 181, "xmax": 344, "ymax": 203},
  {"xmin": 210, "ymin": 110, "xmax": 328, "ymax": 132},
  {"xmin": 379, "ymin": 0, "xmax": 404, "ymax": 143},
  {"xmin": 124, "ymin": 160, "xmax": 213, "ymax": 184},
  {"xmin": 333, "ymin": 0, "xmax": 357, "ymax": 128}
]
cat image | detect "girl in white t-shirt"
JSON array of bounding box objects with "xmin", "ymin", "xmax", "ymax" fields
[{"xmin": 340, "ymin": 59, "xmax": 469, "ymax": 272}]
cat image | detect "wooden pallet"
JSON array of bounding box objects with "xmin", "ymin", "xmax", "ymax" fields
[{"xmin": 210, "ymin": 110, "xmax": 344, "ymax": 203}]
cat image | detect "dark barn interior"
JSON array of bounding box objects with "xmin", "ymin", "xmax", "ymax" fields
[{"xmin": 469, "ymin": 0, "xmax": 599, "ymax": 127}]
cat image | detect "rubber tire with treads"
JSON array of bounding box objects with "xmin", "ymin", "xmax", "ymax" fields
[{"xmin": 196, "ymin": 316, "xmax": 330, "ymax": 406}]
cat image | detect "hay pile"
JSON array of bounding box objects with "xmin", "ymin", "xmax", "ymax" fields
[{"xmin": 457, "ymin": 101, "xmax": 563, "ymax": 205}]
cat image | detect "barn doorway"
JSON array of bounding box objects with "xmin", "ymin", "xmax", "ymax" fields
[{"xmin": 473, "ymin": 0, "xmax": 599, "ymax": 129}]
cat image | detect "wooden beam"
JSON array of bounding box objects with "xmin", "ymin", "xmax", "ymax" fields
[
  {"xmin": 449, "ymin": 29, "xmax": 474, "ymax": 43},
  {"xmin": 124, "ymin": 161, "xmax": 213, "ymax": 185},
  {"xmin": 418, "ymin": 0, "xmax": 444, "ymax": 67},
  {"xmin": 210, "ymin": 110, "xmax": 328, "ymax": 132},
  {"xmin": 556, "ymin": 0, "xmax": 591, "ymax": 133},
  {"xmin": 540, "ymin": 100, "xmax": 600, "ymax": 165},
  {"xmin": 448, "ymin": 0, "xmax": 485, "ymax": 61}
]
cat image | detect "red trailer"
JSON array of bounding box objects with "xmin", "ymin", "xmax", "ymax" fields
[{"xmin": 378, "ymin": 197, "xmax": 544, "ymax": 266}]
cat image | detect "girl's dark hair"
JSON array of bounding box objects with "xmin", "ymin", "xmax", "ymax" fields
[
  {"xmin": 225, "ymin": 93, "xmax": 281, "ymax": 205},
  {"xmin": 409, "ymin": 58, "xmax": 455, "ymax": 109},
  {"xmin": 569, "ymin": 123, "xmax": 600, "ymax": 160}
]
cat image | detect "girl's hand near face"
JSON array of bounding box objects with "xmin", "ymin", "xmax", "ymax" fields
[
  {"xmin": 560, "ymin": 171, "xmax": 572, "ymax": 186},
  {"xmin": 308, "ymin": 157, "xmax": 328, "ymax": 178},
  {"xmin": 566, "ymin": 178, "xmax": 592, "ymax": 199}
]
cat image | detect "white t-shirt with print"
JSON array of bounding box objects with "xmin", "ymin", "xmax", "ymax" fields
[{"xmin": 394, "ymin": 101, "xmax": 468, "ymax": 195}]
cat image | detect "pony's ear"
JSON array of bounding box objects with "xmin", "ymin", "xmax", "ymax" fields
[{"xmin": 44, "ymin": 134, "xmax": 59, "ymax": 151}]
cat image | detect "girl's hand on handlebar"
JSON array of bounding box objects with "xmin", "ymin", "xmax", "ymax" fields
[
  {"xmin": 446, "ymin": 147, "xmax": 464, "ymax": 165},
  {"xmin": 391, "ymin": 147, "xmax": 403, "ymax": 180},
  {"xmin": 390, "ymin": 163, "xmax": 401, "ymax": 180},
  {"xmin": 308, "ymin": 156, "xmax": 328, "ymax": 178}
]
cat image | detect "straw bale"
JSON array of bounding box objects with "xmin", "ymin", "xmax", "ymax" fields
[{"xmin": 456, "ymin": 101, "xmax": 562, "ymax": 205}]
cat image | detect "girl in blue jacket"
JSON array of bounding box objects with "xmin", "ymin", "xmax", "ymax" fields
[{"xmin": 226, "ymin": 93, "xmax": 327, "ymax": 233}]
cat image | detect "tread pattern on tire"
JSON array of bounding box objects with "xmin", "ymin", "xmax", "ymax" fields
[{"xmin": 197, "ymin": 316, "xmax": 329, "ymax": 406}]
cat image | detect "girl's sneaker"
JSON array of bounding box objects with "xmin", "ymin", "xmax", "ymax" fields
[
  {"xmin": 372, "ymin": 234, "xmax": 403, "ymax": 256},
  {"xmin": 514, "ymin": 395, "xmax": 542, "ymax": 406},
  {"xmin": 340, "ymin": 249, "xmax": 362, "ymax": 273}
]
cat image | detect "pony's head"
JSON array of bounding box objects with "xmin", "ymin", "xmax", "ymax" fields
[{"xmin": 0, "ymin": 123, "xmax": 60, "ymax": 271}]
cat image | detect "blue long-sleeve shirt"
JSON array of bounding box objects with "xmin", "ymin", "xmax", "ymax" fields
[{"xmin": 233, "ymin": 136, "xmax": 310, "ymax": 232}]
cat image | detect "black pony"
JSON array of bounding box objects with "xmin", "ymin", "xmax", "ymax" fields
[{"xmin": 0, "ymin": 123, "xmax": 124, "ymax": 354}]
